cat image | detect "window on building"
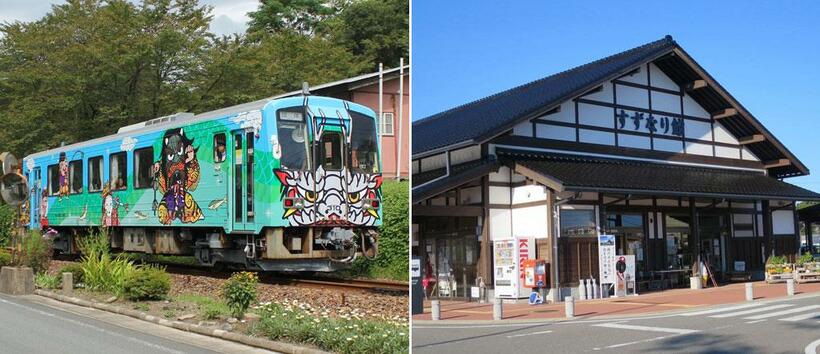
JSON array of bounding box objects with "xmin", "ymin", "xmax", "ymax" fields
[
  {"xmin": 560, "ymin": 209, "xmax": 597, "ymax": 237},
  {"xmin": 380, "ymin": 112, "xmax": 394, "ymax": 136},
  {"xmin": 69, "ymin": 160, "xmax": 83, "ymax": 194},
  {"xmin": 133, "ymin": 147, "xmax": 154, "ymax": 189},
  {"xmin": 88, "ymin": 156, "xmax": 103, "ymax": 192},
  {"xmin": 665, "ymin": 214, "xmax": 692, "ymax": 270},
  {"xmin": 47, "ymin": 164, "xmax": 59, "ymax": 195},
  {"xmin": 605, "ymin": 213, "xmax": 645, "ymax": 273},
  {"xmin": 110, "ymin": 152, "xmax": 127, "ymax": 190},
  {"xmin": 213, "ymin": 134, "xmax": 227, "ymax": 163},
  {"xmin": 276, "ymin": 108, "xmax": 310, "ymax": 170},
  {"xmin": 318, "ymin": 133, "xmax": 343, "ymax": 170},
  {"xmin": 350, "ymin": 111, "xmax": 380, "ymax": 174}
]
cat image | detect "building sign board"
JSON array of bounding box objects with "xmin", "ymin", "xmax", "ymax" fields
[{"xmin": 598, "ymin": 234, "xmax": 616, "ymax": 284}]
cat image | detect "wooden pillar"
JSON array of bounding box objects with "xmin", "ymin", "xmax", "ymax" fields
[
  {"xmin": 690, "ymin": 197, "xmax": 701, "ymax": 274},
  {"xmin": 546, "ymin": 190, "xmax": 557, "ymax": 291},
  {"xmin": 792, "ymin": 203, "xmax": 800, "ymax": 261},
  {"xmin": 478, "ymin": 175, "xmax": 491, "ymax": 285},
  {"xmin": 808, "ymin": 221, "xmax": 814, "ymax": 250},
  {"xmin": 762, "ymin": 200, "xmax": 772, "ymax": 259}
]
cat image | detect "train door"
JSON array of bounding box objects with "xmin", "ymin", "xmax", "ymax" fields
[
  {"xmin": 32, "ymin": 167, "xmax": 41, "ymax": 227},
  {"xmin": 231, "ymin": 130, "xmax": 255, "ymax": 231}
]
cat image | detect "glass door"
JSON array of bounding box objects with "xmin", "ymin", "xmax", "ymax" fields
[
  {"xmin": 231, "ymin": 130, "xmax": 255, "ymax": 231},
  {"xmin": 699, "ymin": 214, "xmax": 728, "ymax": 277}
]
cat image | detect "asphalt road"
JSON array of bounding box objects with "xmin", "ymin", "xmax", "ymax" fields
[
  {"xmin": 413, "ymin": 293, "xmax": 820, "ymax": 354},
  {"xmin": 0, "ymin": 294, "xmax": 275, "ymax": 354}
]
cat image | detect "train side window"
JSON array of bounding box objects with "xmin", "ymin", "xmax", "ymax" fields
[
  {"xmin": 88, "ymin": 156, "xmax": 103, "ymax": 192},
  {"xmin": 47, "ymin": 164, "xmax": 59, "ymax": 195},
  {"xmin": 134, "ymin": 147, "xmax": 154, "ymax": 189},
  {"xmin": 214, "ymin": 134, "xmax": 226, "ymax": 163},
  {"xmin": 110, "ymin": 152, "xmax": 127, "ymax": 190},
  {"xmin": 69, "ymin": 160, "xmax": 83, "ymax": 194}
]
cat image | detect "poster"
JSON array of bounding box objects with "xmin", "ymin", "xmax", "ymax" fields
[
  {"xmin": 614, "ymin": 255, "xmax": 636, "ymax": 297},
  {"xmin": 598, "ymin": 234, "xmax": 616, "ymax": 284}
]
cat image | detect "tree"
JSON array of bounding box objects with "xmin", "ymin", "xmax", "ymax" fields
[
  {"xmin": 246, "ymin": 0, "xmax": 341, "ymax": 36},
  {"xmin": 324, "ymin": 0, "xmax": 408, "ymax": 68}
]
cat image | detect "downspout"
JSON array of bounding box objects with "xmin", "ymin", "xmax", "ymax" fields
[
  {"xmin": 378, "ymin": 63, "xmax": 384, "ymax": 159},
  {"xmin": 395, "ymin": 59, "xmax": 405, "ymax": 179}
]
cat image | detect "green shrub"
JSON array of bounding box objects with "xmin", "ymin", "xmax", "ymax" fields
[
  {"xmin": 222, "ymin": 271, "xmax": 258, "ymax": 318},
  {"xmin": 59, "ymin": 263, "xmax": 85, "ymax": 285},
  {"xmin": 202, "ymin": 303, "xmax": 225, "ymax": 320},
  {"xmin": 0, "ymin": 250, "xmax": 11, "ymax": 268},
  {"xmin": 81, "ymin": 245, "xmax": 135, "ymax": 296},
  {"xmin": 19, "ymin": 230, "xmax": 52, "ymax": 274},
  {"xmin": 767, "ymin": 255, "xmax": 788, "ymax": 265},
  {"xmin": 76, "ymin": 228, "xmax": 111, "ymax": 257},
  {"xmin": 35, "ymin": 272, "xmax": 61, "ymax": 289},
  {"xmin": 0, "ymin": 204, "xmax": 14, "ymax": 247},
  {"xmin": 123, "ymin": 265, "xmax": 171, "ymax": 301},
  {"xmin": 797, "ymin": 252, "xmax": 814, "ymax": 266}
]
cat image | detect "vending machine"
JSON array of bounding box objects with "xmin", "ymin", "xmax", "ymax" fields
[{"xmin": 493, "ymin": 237, "xmax": 535, "ymax": 298}]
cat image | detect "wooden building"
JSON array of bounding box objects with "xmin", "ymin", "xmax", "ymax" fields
[{"xmin": 411, "ymin": 36, "xmax": 820, "ymax": 300}]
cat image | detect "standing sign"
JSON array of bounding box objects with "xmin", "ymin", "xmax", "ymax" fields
[
  {"xmin": 517, "ymin": 237, "xmax": 535, "ymax": 297},
  {"xmin": 598, "ymin": 235, "xmax": 616, "ymax": 285},
  {"xmin": 614, "ymin": 255, "xmax": 636, "ymax": 297}
]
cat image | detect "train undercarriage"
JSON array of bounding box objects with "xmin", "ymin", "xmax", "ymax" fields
[{"xmin": 50, "ymin": 226, "xmax": 378, "ymax": 272}]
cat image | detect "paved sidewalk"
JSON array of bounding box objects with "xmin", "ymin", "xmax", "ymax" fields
[{"xmin": 412, "ymin": 281, "xmax": 820, "ymax": 322}]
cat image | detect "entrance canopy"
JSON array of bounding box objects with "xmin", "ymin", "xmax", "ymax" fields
[{"xmin": 500, "ymin": 149, "xmax": 820, "ymax": 201}]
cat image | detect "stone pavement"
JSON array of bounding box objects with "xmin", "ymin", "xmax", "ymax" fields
[{"xmin": 412, "ymin": 281, "xmax": 820, "ymax": 322}]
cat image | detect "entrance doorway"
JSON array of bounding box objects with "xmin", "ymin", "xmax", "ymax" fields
[
  {"xmin": 232, "ymin": 130, "xmax": 255, "ymax": 231},
  {"xmin": 420, "ymin": 217, "xmax": 478, "ymax": 299},
  {"xmin": 699, "ymin": 214, "xmax": 729, "ymax": 279}
]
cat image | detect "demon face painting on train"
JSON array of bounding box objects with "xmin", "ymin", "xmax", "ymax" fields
[{"xmin": 19, "ymin": 95, "xmax": 382, "ymax": 272}]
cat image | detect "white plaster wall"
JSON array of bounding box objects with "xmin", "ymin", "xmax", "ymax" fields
[
  {"xmin": 489, "ymin": 186, "xmax": 511, "ymax": 205},
  {"xmin": 772, "ymin": 209, "xmax": 795, "ymax": 235},
  {"xmin": 490, "ymin": 208, "xmax": 512, "ymax": 240},
  {"xmin": 742, "ymin": 147, "xmax": 761, "ymax": 161},
  {"xmin": 512, "ymin": 205, "xmax": 549, "ymax": 238},
  {"xmin": 582, "ymin": 82, "xmax": 614, "ymax": 103},
  {"xmin": 578, "ymin": 103, "xmax": 614, "ymax": 128},
  {"xmin": 649, "ymin": 63, "xmax": 679, "ymax": 91},
  {"xmin": 541, "ymin": 101, "xmax": 575, "ymax": 123},
  {"xmin": 419, "ymin": 152, "xmax": 446, "ymax": 172},
  {"xmin": 511, "ymin": 185, "xmax": 548, "ymax": 204},
  {"xmin": 512, "ymin": 120, "xmax": 532, "ymax": 137},
  {"xmin": 715, "ymin": 146, "xmax": 740, "ymax": 159},
  {"xmin": 459, "ymin": 186, "xmax": 482, "ymax": 205},
  {"xmin": 683, "ymin": 94, "xmax": 710, "ymax": 118},
  {"xmin": 536, "ymin": 124, "xmax": 575, "ymax": 141},
  {"xmin": 616, "ymin": 85, "xmax": 649, "ymax": 109},
  {"xmin": 714, "ymin": 122, "xmax": 739, "ymax": 144},
  {"xmin": 687, "ymin": 120, "xmax": 712, "ymax": 141},
  {"xmin": 511, "ymin": 172, "xmax": 526, "ymax": 183},
  {"xmin": 618, "ymin": 66, "xmax": 647, "ymax": 85},
  {"xmin": 450, "ymin": 145, "xmax": 481, "ymax": 165},
  {"xmin": 651, "ymin": 91, "xmax": 681, "ymax": 114},
  {"xmin": 489, "ymin": 165, "xmax": 511, "ymax": 183},
  {"xmin": 579, "ymin": 129, "xmax": 615, "ymax": 146},
  {"xmin": 654, "ymin": 138, "xmax": 684, "ymax": 153},
  {"xmin": 686, "ymin": 142, "xmax": 713, "ymax": 156},
  {"xmin": 619, "ymin": 134, "xmax": 651, "ymax": 150}
]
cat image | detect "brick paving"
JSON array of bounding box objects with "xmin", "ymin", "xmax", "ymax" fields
[{"xmin": 412, "ymin": 281, "xmax": 820, "ymax": 321}]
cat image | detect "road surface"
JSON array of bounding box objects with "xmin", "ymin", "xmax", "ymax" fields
[
  {"xmin": 413, "ymin": 293, "xmax": 820, "ymax": 353},
  {"xmin": 0, "ymin": 293, "xmax": 275, "ymax": 354}
]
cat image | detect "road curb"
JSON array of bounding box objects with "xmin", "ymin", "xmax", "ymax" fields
[
  {"xmin": 35, "ymin": 289, "xmax": 331, "ymax": 354},
  {"xmin": 413, "ymin": 291, "xmax": 820, "ymax": 326}
]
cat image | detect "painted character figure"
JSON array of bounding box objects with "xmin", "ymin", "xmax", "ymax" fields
[
  {"xmin": 58, "ymin": 152, "xmax": 69, "ymax": 199},
  {"xmin": 39, "ymin": 194, "xmax": 49, "ymax": 229},
  {"xmin": 101, "ymin": 184, "xmax": 118, "ymax": 227},
  {"xmin": 19, "ymin": 199, "xmax": 30, "ymax": 226},
  {"xmin": 154, "ymin": 128, "xmax": 203, "ymax": 225}
]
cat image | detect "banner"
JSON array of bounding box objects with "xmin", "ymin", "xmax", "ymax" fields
[{"xmin": 598, "ymin": 234, "xmax": 616, "ymax": 284}]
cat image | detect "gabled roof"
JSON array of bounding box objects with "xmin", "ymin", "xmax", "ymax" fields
[{"xmin": 412, "ymin": 36, "xmax": 809, "ymax": 178}]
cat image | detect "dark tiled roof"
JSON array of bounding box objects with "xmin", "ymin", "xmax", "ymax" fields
[
  {"xmin": 412, "ymin": 158, "xmax": 500, "ymax": 202},
  {"xmin": 412, "ymin": 36, "xmax": 677, "ymax": 155},
  {"xmin": 505, "ymin": 151, "xmax": 820, "ymax": 201}
]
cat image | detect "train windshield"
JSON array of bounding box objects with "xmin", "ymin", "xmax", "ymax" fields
[
  {"xmin": 276, "ymin": 109, "xmax": 310, "ymax": 170},
  {"xmin": 350, "ymin": 111, "xmax": 379, "ymax": 174}
]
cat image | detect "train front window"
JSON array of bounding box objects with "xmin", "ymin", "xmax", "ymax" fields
[
  {"xmin": 350, "ymin": 111, "xmax": 379, "ymax": 174},
  {"xmin": 276, "ymin": 109, "xmax": 310, "ymax": 170},
  {"xmin": 318, "ymin": 133, "xmax": 343, "ymax": 170}
]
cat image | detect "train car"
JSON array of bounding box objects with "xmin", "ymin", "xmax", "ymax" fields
[{"xmin": 19, "ymin": 94, "xmax": 382, "ymax": 271}]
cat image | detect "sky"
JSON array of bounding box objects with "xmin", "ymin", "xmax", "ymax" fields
[
  {"xmin": 0, "ymin": 0, "xmax": 257, "ymax": 36},
  {"xmin": 412, "ymin": 0, "xmax": 820, "ymax": 191}
]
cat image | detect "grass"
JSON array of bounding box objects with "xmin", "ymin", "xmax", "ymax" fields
[
  {"xmin": 123, "ymin": 253, "xmax": 199, "ymax": 266},
  {"xmin": 252, "ymin": 300, "xmax": 408, "ymax": 354},
  {"xmin": 176, "ymin": 294, "xmax": 231, "ymax": 320},
  {"xmin": 35, "ymin": 272, "xmax": 61, "ymax": 289}
]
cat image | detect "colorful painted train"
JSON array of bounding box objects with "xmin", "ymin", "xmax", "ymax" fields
[{"xmin": 19, "ymin": 95, "xmax": 382, "ymax": 271}]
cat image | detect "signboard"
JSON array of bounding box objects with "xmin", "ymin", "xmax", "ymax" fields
[
  {"xmin": 517, "ymin": 237, "xmax": 534, "ymax": 296},
  {"xmin": 471, "ymin": 286, "xmax": 480, "ymax": 299},
  {"xmin": 598, "ymin": 235, "xmax": 616, "ymax": 284},
  {"xmin": 411, "ymin": 258, "xmax": 421, "ymax": 278},
  {"xmin": 614, "ymin": 255, "xmax": 636, "ymax": 297},
  {"xmin": 734, "ymin": 261, "xmax": 746, "ymax": 272}
]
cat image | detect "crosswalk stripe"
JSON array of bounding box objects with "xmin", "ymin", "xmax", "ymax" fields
[
  {"xmin": 593, "ymin": 323, "xmax": 699, "ymax": 335},
  {"xmin": 680, "ymin": 303, "xmax": 763, "ymax": 316},
  {"xmin": 744, "ymin": 305, "xmax": 820, "ymax": 320},
  {"xmin": 709, "ymin": 304, "xmax": 794, "ymax": 318},
  {"xmin": 506, "ymin": 330, "xmax": 553, "ymax": 338},
  {"xmin": 779, "ymin": 312, "xmax": 820, "ymax": 322}
]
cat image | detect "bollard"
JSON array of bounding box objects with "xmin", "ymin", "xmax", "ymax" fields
[
  {"xmin": 431, "ymin": 300, "xmax": 441, "ymax": 320},
  {"xmin": 786, "ymin": 279, "xmax": 795, "ymax": 296},
  {"xmin": 493, "ymin": 297, "xmax": 503, "ymax": 320},
  {"xmin": 62, "ymin": 272, "xmax": 73, "ymax": 295},
  {"xmin": 745, "ymin": 282, "xmax": 754, "ymax": 301},
  {"xmin": 564, "ymin": 296, "xmax": 575, "ymax": 318}
]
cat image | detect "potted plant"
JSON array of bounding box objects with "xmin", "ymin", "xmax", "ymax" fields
[{"xmin": 765, "ymin": 255, "xmax": 793, "ymax": 283}]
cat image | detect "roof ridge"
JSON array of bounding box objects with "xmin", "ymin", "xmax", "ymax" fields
[{"xmin": 414, "ymin": 35, "xmax": 676, "ymax": 127}]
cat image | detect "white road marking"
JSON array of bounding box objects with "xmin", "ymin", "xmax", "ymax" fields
[
  {"xmin": 780, "ymin": 312, "xmax": 820, "ymax": 322},
  {"xmin": 744, "ymin": 305, "xmax": 820, "ymax": 320},
  {"xmin": 744, "ymin": 319, "xmax": 766, "ymax": 324},
  {"xmin": 0, "ymin": 297, "xmax": 185, "ymax": 354},
  {"xmin": 593, "ymin": 322, "xmax": 699, "ymax": 335},
  {"xmin": 598, "ymin": 334, "xmax": 676, "ymax": 349},
  {"xmin": 506, "ymin": 330, "xmax": 553, "ymax": 338},
  {"xmin": 680, "ymin": 303, "xmax": 763, "ymax": 316},
  {"xmin": 806, "ymin": 338, "xmax": 820, "ymax": 354},
  {"xmin": 709, "ymin": 304, "xmax": 794, "ymax": 318}
]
